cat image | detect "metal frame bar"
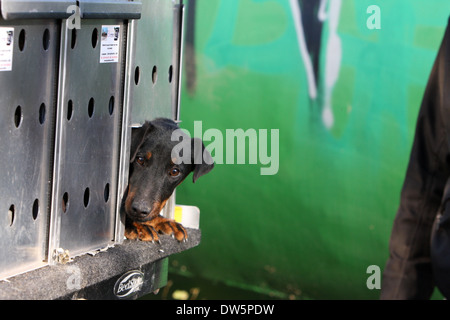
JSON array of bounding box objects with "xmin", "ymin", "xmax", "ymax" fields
[{"xmin": 1, "ymin": 0, "xmax": 142, "ymax": 20}]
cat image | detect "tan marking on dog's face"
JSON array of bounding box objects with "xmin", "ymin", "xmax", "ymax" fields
[
  {"xmin": 151, "ymin": 199, "xmax": 168, "ymax": 217},
  {"xmin": 146, "ymin": 151, "xmax": 152, "ymax": 160}
]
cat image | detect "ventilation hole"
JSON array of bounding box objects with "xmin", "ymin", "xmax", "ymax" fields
[
  {"xmin": 71, "ymin": 28, "xmax": 77, "ymax": 49},
  {"xmin": 88, "ymin": 98, "xmax": 94, "ymax": 118},
  {"xmin": 134, "ymin": 66, "xmax": 140, "ymax": 85},
  {"xmin": 32, "ymin": 199, "xmax": 39, "ymax": 220},
  {"xmin": 62, "ymin": 192, "xmax": 69, "ymax": 213},
  {"xmin": 83, "ymin": 188, "xmax": 90, "ymax": 208},
  {"xmin": 168, "ymin": 65, "xmax": 173, "ymax": 83},
  {"xmin": 39, "ymin": 103, "xmax": 46, "ymax": 125},
  {"xmin": 18, "ymin": 29, "xmax": 25, "ymax": 51},
  {"xmin": 104, "ymin": 183, "xmax": 110, "ymax": 203},
  {"xmin": 14, "ymin": 106, "xmax": 22, "ymax": 128},
  {"xmin": 152, "ymin": 66, "xmax": 157, "ymax": 84},
  {"xmin": 8, "ymin": 205, "xmax": 15, "ymax": 226},
  {"xmin": 67, "ymin": 100, "xmax": 73, "ymax": 121},
  {"xmin": 91, "ymin": 28, "xmax": 98, "ymax": 48},
  {"xmin": 108, "ymin": 96, "xmax": 114, "ymax": 116},
  {"xmin": 43, "ymin": 28, "xmax": 50, "ymax": 51}
]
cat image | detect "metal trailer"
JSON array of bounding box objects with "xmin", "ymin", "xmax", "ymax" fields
[{"xmin": 0, "ymin": 0, "xmax": 200, "ymax": 300}]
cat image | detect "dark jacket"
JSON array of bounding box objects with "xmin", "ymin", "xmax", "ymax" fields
[{"xmin": 381, "ymin": 17, "xmax": 450, "ymax": 300}]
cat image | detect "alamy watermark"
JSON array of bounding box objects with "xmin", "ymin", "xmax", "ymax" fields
[
  {"xmin": 366, "ymin": 265, "xmax": 381, "ymax": 290},
  {"xmin": 67, "ymin": 4, "xmax": 81, "ymax": 30},
  {"xmin": 171, "ymin": 121, "xmax": 280, "ymax": 176},
  {"xmin": 66, "ymin": 265, "xmax": 81, "ymax": 290},
  {"xmin": 366, "ymin": 5, "xmax": 381, "ymax": 30}
]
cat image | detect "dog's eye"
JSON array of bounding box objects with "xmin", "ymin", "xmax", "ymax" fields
[
  {"xmin": 136, "ymin": 156, "xmax": 145, "ymax": 166},
  {"xmin": 169, "ymin": 168, "xmax": 180, "ymax": 177}
]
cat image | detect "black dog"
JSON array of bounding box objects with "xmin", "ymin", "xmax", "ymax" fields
[{"xmin": 124, "ymin": 118, "xmax": 214, "ymax": 242}]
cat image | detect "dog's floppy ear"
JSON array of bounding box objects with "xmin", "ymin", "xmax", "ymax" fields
[
  {"xmin": 191, "ymin": 137, "xmax": 214, "ymax": 183},
  {"xmin": 130, "ymin": 121, "xmax": 153, "ymax": 163}
]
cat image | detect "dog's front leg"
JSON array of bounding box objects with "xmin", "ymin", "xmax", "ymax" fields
[
  {"xmin": 125, "ymin": 217, "xmax": 187, "ymax": 242},
  {"xmin": 147, "ymin": 216, "xmax": 188, "ymax": 242},
  {"xmin": 125, "ymin": 220, "xmax": 160, "ymax": 243}
]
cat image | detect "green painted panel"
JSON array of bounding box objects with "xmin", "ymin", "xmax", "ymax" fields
[{"xmin": 172, "ymin": 0, "xmax": 450, "ymax": 299}]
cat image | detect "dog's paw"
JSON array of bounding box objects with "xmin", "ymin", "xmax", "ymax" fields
[
  {"xmin": 125, "ymin": 221, "xmax": 160, "ymax": 243},
  {"xmin": 125, "ymin": 218, "xmax": 188, "ymax": 243},
  {"xmin": 151, "ymin": 216, "xmax": 188, "ymax": 242}
]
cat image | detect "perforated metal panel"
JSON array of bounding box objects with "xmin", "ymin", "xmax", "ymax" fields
[
  {"xmin": 49, "ymin": 20, "xmax": 127, "ymax": 258},
  {"xmin": 130, "ymin": 0, "xmax": 182, "ymax": 124},
  {"xmin": 0, "ymin": 19, "xmax": 60, "ymax": 279},
  {"xmin": 0, "ymin": 0, "xmax": 185, "ymax": 281}
]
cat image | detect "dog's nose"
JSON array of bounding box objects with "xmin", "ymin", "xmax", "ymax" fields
[{"xmin": 131, "ymin": 199, "xmax": 152, "ymax": 216}]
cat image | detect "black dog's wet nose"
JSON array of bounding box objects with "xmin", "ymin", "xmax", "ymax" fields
[{"xmin": 131, "ymin": 199, "xmax": 151, "ymax": 216}]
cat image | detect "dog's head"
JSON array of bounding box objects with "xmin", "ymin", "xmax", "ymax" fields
[{"xmin": 124, "ymin": 118, "xmax": 214, "ymax": 222}]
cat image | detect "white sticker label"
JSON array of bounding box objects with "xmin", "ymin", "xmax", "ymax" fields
[
  {"xmin": 100, "ymin": 25, "xmax": 120, "ymax": 63},
  {"xmin": 0, "ymin": 27, "xmax": 14, "ymax": 71}
]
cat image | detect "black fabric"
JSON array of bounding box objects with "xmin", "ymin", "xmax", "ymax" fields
[{"xmin": 381, "ymin": 17, "xmax": 450, "ymax": 300}]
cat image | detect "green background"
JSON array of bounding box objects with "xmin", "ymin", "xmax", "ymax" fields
[{"xmin": 167, "ymin": 0, "xmax": 450, "ymax": 299}]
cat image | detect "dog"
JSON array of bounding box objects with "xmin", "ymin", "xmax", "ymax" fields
[{"xmin": 123, "ymin": 118, "xmax": 214, "ymax": 243}]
